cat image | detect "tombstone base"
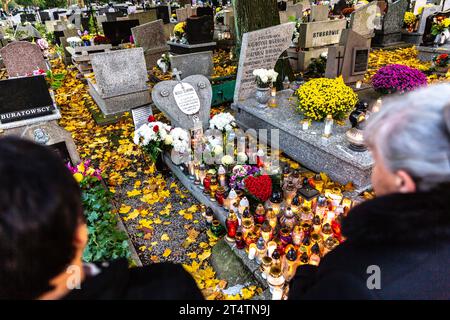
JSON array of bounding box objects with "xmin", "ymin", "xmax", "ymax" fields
[
  {"xmin": 401, "ymin": 30, "xmax": 423, "ymax": 46},
  {"xmin": 287, "ymin": 46, "xmax": 328, "ymax": 72},
  {"xmin": 371, "ymin": 32, "xmax": 405, "ymax": 48},
  {"xmin": 144, "ymin": 47, "xmax": 169, "ymax": 70},
  {"xmin": 167, "ymin": 41, "xmax": 217, "ymax": 55},
  {"xmin": 0, "ymin": 109, "xmax": 61, "ymax": 131},
  {"xmin": 417, "ymin": 45, "xmax": 450, "ymax": 62},
  {"xmin": 232, "ymin": 90, "xmax": 373, "ymax": 193},
  {"xmin": 87, "ymin": 79, "xmax": 152, "ymax": 116}
]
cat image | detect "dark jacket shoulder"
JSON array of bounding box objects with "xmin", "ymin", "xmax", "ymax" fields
[
  {"xmin": 63, "ymin": 259, "xmax": 203, "ymax": 300},
  {"xmin": 289, "ymin": 190, "xmax": 450, "ymax": 300}
]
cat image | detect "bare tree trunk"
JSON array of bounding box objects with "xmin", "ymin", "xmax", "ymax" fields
[{"xmin": 233, "ymin": 0, "xmax": 294, "ymax": 88}]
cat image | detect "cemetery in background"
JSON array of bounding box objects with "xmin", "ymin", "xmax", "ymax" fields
[{"xmin": 1, "ymin": 0, "xmax": 450, "ymax": 300}]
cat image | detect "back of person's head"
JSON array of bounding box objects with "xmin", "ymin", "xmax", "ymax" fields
[
  {"xmin": 365, "ymin": 84, "xmax": 450, "ymax": 192},
  {"xmin": 0, "ymin": 137, "xmax": 83, "ymax": 299}
]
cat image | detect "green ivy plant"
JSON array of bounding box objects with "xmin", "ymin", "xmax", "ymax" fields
[
  {"xmin": 79, "ymin": 176, "xmax": 131, "ymax": 262},
  {"xmin": 45, "ymin": 70, "xmax": 65, "ymax": 90}
]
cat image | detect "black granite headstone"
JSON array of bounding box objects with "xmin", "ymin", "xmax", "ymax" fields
[
  {"xmin": 186, "ymin": 15, "xmax": 214, "ymax": 44},
  {"xmin": 53, "ymin": 30, "xmax": 64, "ymax": 45},
  {"xmin": 38, "ymin": 11, "xmax": 51, "ymax": 22},
  {"xmin": 20, "ymin": 13, "xmax": 36, "ymax": 23},
  {"xmin": 156, "ymin": 6, "xmax": 170, "ymax": 24},
  {"xmin": 352, "ymin": 48, "xmax": 369, "ymax": 75},
  {"xmin": 48, "ymin": 141, "xmax": 73, "ymax": 166},
  {"xmin": 196, "ymin": 6, "xmax": 214, "ymax": 17},
  {"xmin": 81, "ymin": 17, "xmax": 90, "ymax": 32},
  {"xmin": 102, "ymin": 19, "xmax": 140, "ymax": 46},
  {"xmin": 0, "ymin": 75, "xmax": 55, "ymax": 124}
]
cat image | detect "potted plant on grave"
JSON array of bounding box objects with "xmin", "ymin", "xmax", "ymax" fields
[
  {"xmin": 133, "ymin": 116, "xmax": 173, "ymax": 169},
  {"xmin": 431, "ymin": 17, "xmax": 450, "ymax": 45},
  {"xmin": 433, "ymin": 53, "xmax": 450, "ymax": 74},
  {"xmin": 172, "ymin": 22, "xmax": 187, "ymax": 43},
  {"xmin": 404, "ymin": 12, "xmax": 418, "ymax": 33},
  {"xmin": 253, "ymin": 68, "xmax": 279, "ymax": 109},
  {"xmin": 371, "ymin": 64, "xmax": 428, "ymax": 94},
  {"xmin": 295, "ymin": 76, "xmax": 358, "ymax": 122}
]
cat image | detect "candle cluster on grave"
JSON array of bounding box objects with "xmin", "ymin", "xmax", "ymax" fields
[{"xmin": 200, "ymin": 164, "xmax": 353, "ymax": 300}]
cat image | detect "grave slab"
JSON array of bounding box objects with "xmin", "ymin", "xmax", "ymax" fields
[
  {"xmin": 232, "ymin": 90, "xmax": 373, "ymax": 192},
  {"xmin": 0, "ymin": 41, "xmax": 48, "ymax": 77},
  {"xmin": 169, "ymin": 51, "xmax": 213, "ymax": 79},
  {"xmin": 88, "ymin": 48, "xmax": 151, "ymax": 115},
  {"xmin": 152, "ymin": 74, "xmax": 212, "ymax": 130}
]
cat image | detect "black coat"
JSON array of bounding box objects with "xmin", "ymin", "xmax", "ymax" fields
[
  {"xmin": 63, "ymin": 259, "xmax": 203, "ymax": 300},
  {"xmin": 289, "ymin": 190, "xmax": 450, "ymax": 300}
]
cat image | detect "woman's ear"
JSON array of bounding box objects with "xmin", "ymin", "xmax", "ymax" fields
[
  {"xmin": 73, "ymin": 222, "xmax": 88, "ymax": 250},
  {"xmin": 395, "ymin": 170, "xmax": 417, "ymax": 194}
]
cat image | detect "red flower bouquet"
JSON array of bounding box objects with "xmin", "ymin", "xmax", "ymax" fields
[
  {"xmin": 244, "ymin": 174, "xmax": 273, "ymax": 202},
  {"xmin": 433, "ymin": 53, "xmax": 450, "ymax": 68}
]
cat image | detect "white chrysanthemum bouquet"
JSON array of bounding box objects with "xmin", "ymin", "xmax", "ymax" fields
[{"xmin": 253, "ymin": 68, "xmax": 279, "ymax": 88}]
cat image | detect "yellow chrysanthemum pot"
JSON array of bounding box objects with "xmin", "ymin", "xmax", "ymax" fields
[{"xmin": 295, "ymin": 77, "xmax": 358, "ymax": 121}]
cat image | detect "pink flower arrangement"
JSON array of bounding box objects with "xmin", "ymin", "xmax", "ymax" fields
[
  {"xmin": 36, "ymin": 38, "xmax": 49, "ymax": 50},
  {"xmin": 67, "ymin": 160, "xmax": 102, "ymax": 183},
  {"xmin": 371, "ymin": 64, "xmax": 428, "ymax": 94}
]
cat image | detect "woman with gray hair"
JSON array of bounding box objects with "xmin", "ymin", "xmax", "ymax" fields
[{"xmin": 289, "ymin": 84, "xmax": 450, "ymax": 300}]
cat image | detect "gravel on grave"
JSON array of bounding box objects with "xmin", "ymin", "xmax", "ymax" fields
[{"xmin": 114, "ymin": 171, "xmax": 211, "ymax": 265}]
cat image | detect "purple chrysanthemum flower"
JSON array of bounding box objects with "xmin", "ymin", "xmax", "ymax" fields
[{"xmin": 371, "ymin": 64, "xmax": 428, "ymax": 94}]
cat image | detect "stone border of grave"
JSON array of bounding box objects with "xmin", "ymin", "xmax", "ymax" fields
[
  {"xmin": 162, "ymin": 152, "xmax": 271, "ymax": 300},
  {"xmin": 0, "ymin": 107, "xmax": 62, "ymax": 131}
]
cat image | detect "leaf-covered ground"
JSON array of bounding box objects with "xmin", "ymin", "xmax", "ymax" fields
[{"xmin": 48, "ymin": 58, "xmax": 262, "ymax": 300}]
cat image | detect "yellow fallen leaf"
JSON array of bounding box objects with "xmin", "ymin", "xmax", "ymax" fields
[
  {"xmin": 124, "ymin": 209, "xmax": 140, "ymax": 221},
  {"xmin": 138, "ymin": 246, "xmax": 147, "ymax": 252},
  {"xmin": 163, "ymin": 248, "xmax": 172, "ymax": 257},
  {"xmin": 184, "ymin": 213, "xmax": 193, "ymax": 220},
  {"xmin": 119, "ymin": 205, "xmax": 132, "ymax": 214},
  {"xmin": 198, "ymin": 250, "xmax": 211, "ymax": 261},
  {"xmin": 199, "ymin": 242, "xmax": 209, "ymax": 249},
  {"xmin": 187, "ymin": 252, "xmax": 197, "ymax": 259},
  {"xmin": 127, "ymin": 189, "xmax": 142, "ymax": 197},
  {"xmin": 161, "ymin": 233, "xmax": 170, "ymax": 241}
]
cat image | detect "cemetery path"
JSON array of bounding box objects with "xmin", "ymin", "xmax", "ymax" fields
[{"xmin": 50, "ymin": 59, "xmax": 261, "ymax": 300}]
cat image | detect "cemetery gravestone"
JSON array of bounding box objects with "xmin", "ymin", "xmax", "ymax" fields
[
  {"xmin": 129, "ymin": 11, "xmax": 158, "ymax": 25},
  {"xmin": 234, "ymin": 23, "xmax": 296, "ymax": 102},
  {"xmin": 310, "ymin": 4, "xmax": 329, "ymax": 22},
  {"xmin": 296, "ymin": 19, "xmax": 347, "ymax": 48},
  {"xmin": 350, "ymin": 1, "xmax": 379, "ymax": 38},
  {"xmin": 372, "ymin": 0, "xmax": 409, "ymax": 47},
  {"xmin": 414, "ymin": 0, "xmax": 428, "ymax": 14},
  {"xmin": 443, "ymin": 0, "xmax": 450, "ymax": 11},
  {"xmin": 132, "ymin": 105, "xmax": 153, "ymax": 130},
  {"xmin": 186, "ymin": 15, "xmax": 214, "ymax": 45},
  {"xmin": 39, "ymin": 11, "xmax": 51, "ymax": 22},
  {"xmin": 325, "ymin": 29, "xmax": 371, "ymax": 84},
  {"xmin": 0, "ymin": 42, "xmax": 47, "ymax": 77},
  {"xmin": 88, "ymin": 47, "xmax": 151, "ymax": 115},
  {"xmin": 176, "ymin": 8, "xmax": 188, "ymax": 22},
  {"xmin": 280, "ymin": 4, "xmax": 303, "ymax": 23},
  {"xmin": 63, "ymin": 28, "xmax": 79, "ymax": 39},
  {"xmin": 14, "ymin": 24, "xmax": 41, "ymax": 40},
  {"xmin": 102, "ymin": 20, "xmax": 140, "ymax": 46},
  {"xmin": 96, "ymin": 15, "xmax": 107, "ymax": 31},
  {"xmin": 0, "ymin": 75, "xmax": 61, "ymax": 130},
  {"xmin": 132, "ymin": 19, "xmax": 169, "ymax": 69},
  {"xmin": 418, "ymin": 6, "xmax": 441, "ymax": 34},
  {"xmin": 20, "ymin": 121, "xmax": 81, "ymax": 165},
  {"xmin": 169, "ymin": 51, "xmax": 214, "ymax": 79},
  {"xmin": 156, "ymin": 6, "xmax": 171, "ymax": 24},
  {"xmin": 232, "ymin": 90, "xmax": 373, "ymax": 192},
  {"xmin": 152, "ymin": 71, "xmax": 212, "ymax": 130}
]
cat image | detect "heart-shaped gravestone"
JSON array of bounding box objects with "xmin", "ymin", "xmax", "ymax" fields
[{"xmin": 152, "ymin": 74, "xmax": 212, "ymax": 130}]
